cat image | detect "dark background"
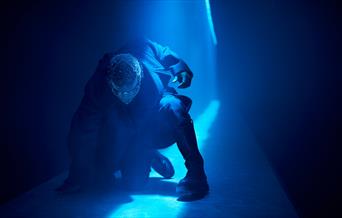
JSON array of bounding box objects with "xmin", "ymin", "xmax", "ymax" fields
[
  {"xmin": 1, "ymin": 0, "xmax": 340, "ymax": 217},
  {"xmin": 214, "ymin": 0, "xmax": 340, "ymax": 217}
]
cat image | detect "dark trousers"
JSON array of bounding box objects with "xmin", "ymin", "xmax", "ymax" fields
[{"xmin": 67, "ymin": 93, "xmax": 192, "ymax": 187}]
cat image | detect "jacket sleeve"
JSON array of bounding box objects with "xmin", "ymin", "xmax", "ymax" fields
[
  {"xmin": 68, "ymin": 89, "xmax": 103, "ymax": 156},
  {"xmin": 67, "ymin": 57, "xmax": 109, "ymax": 181},
  {"xmin": 67, "ymin": 89, "xmax": 103, "ymax": 182},
  {"xmin": 147, "ymin": 39, "xmax": 193, "ymax": 79}
]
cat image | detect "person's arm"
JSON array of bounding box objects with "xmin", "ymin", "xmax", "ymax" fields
[
  {"xmin": 147, "ymin": 39, "xmax": 193, "ymax": 88},
  {"xmin": 67, "ymin": 57, "xmax": 109, "ymax": 184}
]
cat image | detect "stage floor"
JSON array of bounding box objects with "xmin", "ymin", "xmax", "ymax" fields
[{"xmin": 0, "ymin": 100, "xmax": 298, "ymax": 218}]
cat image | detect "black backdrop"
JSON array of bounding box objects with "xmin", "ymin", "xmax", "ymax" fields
[{"xmin": 213, "ymin": 0, "xmax": 340, "ymax": 217}]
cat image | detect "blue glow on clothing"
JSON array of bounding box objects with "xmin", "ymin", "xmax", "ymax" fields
[{"xmin": 107, "ymin": 100, "xmax": 220, "ymax": 218}]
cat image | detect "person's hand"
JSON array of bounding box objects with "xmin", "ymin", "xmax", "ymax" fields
[{"xmin": 172, "ymin": 72, "xmax": 192, "ymax": 88}]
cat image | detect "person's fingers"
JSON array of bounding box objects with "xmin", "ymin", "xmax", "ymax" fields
[
  {"xmin": 172, "ymin": 75, "xmax": 178, "ymax": 83},
  {"xmin": 178, "ymin": 75, "xmax": 183, "ymax": 83},
  {"xmin": 178, "ymin": 76, "xmax": 190, "ymax": 88},
  {"xmin": 172, "ymin": 72, "xmax": 191, "ymax": 88},
  {"xmin": 177, "ymin": 75, "xmax": 186, "ymax": 88},
  {"xmin": 184, "ymin": 76, "xmax": 191, "ymax": 87}
]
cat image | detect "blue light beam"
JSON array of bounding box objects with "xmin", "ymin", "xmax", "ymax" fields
[
  {"xmin": 107, "ymin": 100, "xmax": 220, "ymax": 218},
  {"xmin": 205, "ymin": 0, "xmax": 217, "ymax": 45}
]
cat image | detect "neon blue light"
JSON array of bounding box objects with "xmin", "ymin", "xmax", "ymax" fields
[
  {"xmin": 205, "ymin": 0, "xmax": 217, "ymax": 45},
  {"xmin": 195, "ymin": 100, "xmax": 220, "ymax": 142},
  {"xmin": 107, "ymin": 100, "xmax": 220, "ymax": 218}
]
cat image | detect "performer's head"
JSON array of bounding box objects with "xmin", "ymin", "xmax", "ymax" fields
[{"xmin": 106, "ymin": 53, "xmax": 142, "ymax": 104}]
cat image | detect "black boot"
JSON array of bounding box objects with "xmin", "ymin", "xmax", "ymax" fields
[{"xmin": 175, "ymin": 119, "xmax": 209, "ymax": 201}]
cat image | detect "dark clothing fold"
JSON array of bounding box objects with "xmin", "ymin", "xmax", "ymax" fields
[{"xmin": 66, "ymin": 38, "xmax": 193, "ymax": 186}]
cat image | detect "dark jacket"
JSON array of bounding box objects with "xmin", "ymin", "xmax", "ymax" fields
[{"xmin": 67, "ymin": 38, "xmax": 193, "ymax": 166}]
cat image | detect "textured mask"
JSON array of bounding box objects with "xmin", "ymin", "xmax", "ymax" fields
[{"xmin": 106, "ymin": 53, "xmax": 142, "ymax": 104}]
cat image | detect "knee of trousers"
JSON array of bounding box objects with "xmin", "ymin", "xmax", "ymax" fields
[{"xmin": 159, "ymin": 96, "xmax": 191, "ymax": 129}]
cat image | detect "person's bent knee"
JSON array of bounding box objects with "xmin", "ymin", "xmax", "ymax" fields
[{"xmin": 159, "ymin": 95, "xmax": 191, "ymax": 127}]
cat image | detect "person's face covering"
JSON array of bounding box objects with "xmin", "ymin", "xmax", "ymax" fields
[{"xmin": 106, "ymin": 54, "xmax": 142, "ymax": 104}]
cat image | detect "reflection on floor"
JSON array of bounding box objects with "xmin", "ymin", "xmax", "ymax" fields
[{"xmin": 0, "ymin": 100, "xmax": 298, "ymax": 218}]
